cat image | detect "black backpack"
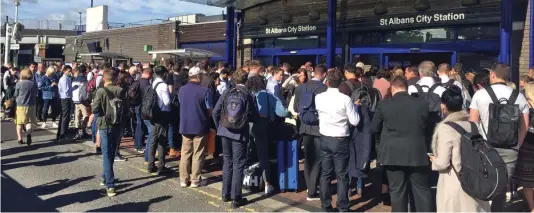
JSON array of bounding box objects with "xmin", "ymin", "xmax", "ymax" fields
[
  {"xmin": 482, "ymin": 86, "xmax": 521, "ymax": 148},
  {"xmin": 413, "ymin": 84, "xmax": 443, "ymax": 149},
  {"xmin": 128, "ymin": 80, "xmax": 142, "ymax": 107},
  {"xmin": 141, "ymin": 82, "xmax": 163, "ymax": 121},
  {"xmin": 342, "ymin": 81, "xmax": 382, "ymax": 112},
  {"xmin": 445, "ymin": 121, "xmax": 508, "ymax": 201},
  {"xmin": 102, "ymin": 87, "xmax": 124, "ymax": 126},
  {"xmin": 221, "ymin": 87, "xmax": 250, "ymax": 130}
]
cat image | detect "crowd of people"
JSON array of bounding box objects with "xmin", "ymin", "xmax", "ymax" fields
[{"xmin": 1, "ymin": 58, "xmax": 534, "ymax": 212}]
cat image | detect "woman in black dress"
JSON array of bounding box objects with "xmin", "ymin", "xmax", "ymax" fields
[{"xmin": 514, "ymin": 82, "xmax": 534, "ymax": 212}]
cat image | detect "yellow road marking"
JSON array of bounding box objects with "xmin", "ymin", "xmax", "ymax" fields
[{"xmin": 208, "ymin": 201, "xmax": 220, "ymax": 207}]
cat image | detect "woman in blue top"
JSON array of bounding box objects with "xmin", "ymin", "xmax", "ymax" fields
[
  {"xmin": 39, "ymin": 66, "xmax": 59, "ymax": 128},
  {"xmin": 246, "ymin": 76, "xmax": 288, "ymax": 195}
]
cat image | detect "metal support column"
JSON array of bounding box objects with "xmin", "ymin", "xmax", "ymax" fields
[
  {"xmin": 530, "ymin": 0, "xmax": 534, "ymax": 68},
  {"xmin": 225, "ymin": 7, "xmax": 235, "ymax": 69},
  {"xmin": 499, "ymin": 0, "xmax": 511, "ymax": 64},
  {"xmin": 326, "ymin": 0, "xmax": 336, "ymax": 68},
  {"xmin": 233, "ymin": 11, "xmax": 239, "ymax": 69}
]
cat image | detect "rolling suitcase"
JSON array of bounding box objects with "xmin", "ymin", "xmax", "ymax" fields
[{"xmin": 277, "ymin": 139, "xmax": 298, "ymax": 192}]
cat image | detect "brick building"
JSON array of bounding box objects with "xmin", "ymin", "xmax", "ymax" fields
[{"xmin": 64, "ymin": 14, "xmax": 227, "ymax": 65}]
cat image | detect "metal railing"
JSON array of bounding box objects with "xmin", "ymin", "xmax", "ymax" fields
[{"xmin": 3, "ymin": 18, "xmax": 79, "ymax": 31}]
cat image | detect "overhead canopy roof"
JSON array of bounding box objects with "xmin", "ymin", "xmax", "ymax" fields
[
  {"xmin": 148, "ymin": 48, "xmax": 222, "ymax": 58},
  {"xmin": 179, "ymin": 0, "xmax": 272, "ymax": 10},
  {"xmin": 78, "ymin": 52, "xmax": 131, "ymax": 59}
]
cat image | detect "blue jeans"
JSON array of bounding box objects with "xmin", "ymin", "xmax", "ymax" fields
[
  {"xmin": 134, "ymin": 106, "xmax": 145, "ymax": 149},
  {"xmin": 92, "ymin": 113, "xmax": 98, "ymax": 143},
  {"xmin": 143, "ymin": 120, "xmax": 152, "ymax": 162},
  {"xmin": 100, "ymin": 126, "xmax": 120, "ymax": 188}
]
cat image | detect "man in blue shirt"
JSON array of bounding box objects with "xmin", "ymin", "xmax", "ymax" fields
[
  {"xmin": 34, "ymin": 63, "xmax": 46, "ymax": 123},
  {"xmin": 56, "ymin": 65, "xmax": 74, "ymax": 141},
  {"xmin": 266, "ymin": 69, "xmax": 284, "ymax": 103}
]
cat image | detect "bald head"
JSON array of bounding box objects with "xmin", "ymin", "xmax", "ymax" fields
[{"xmin": 129, "ymin": 66, "xmax": 138, "ymax": 76}]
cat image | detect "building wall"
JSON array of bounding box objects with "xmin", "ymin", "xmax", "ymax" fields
[
  {"xmin": 65, "ymin": 22, "xmax": 178, "ymax": 63},
  {"xmin": 519, "ymin": 0, "xmax": 531, "ymax": 75}
]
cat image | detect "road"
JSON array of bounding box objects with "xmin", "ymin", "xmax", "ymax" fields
[{"xmin": 0, "ymin": 120, "xmax": 273, "ymax": 212}]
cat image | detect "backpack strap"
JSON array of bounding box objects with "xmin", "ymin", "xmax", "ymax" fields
[
  {"xmin": 484, "ymin": 86, "xmax": 499, "ymax": 104},
  {"xmin": 102, "ymin": 87, "xmax": 116, "ymax": 99},
  {"xmin": 444, "ymin": 79, "xmax": 455, "ymax": 88},
  {"xmin": 152, "ymin": 82, "xmax": 163, "ymax": 90},
  {"xmin": 445, "ymin": 122, "xmax": 467, "ymax": 135},
  {"xmin": 429, "ymin": 83, "xmax": 440, "ymax": 93},
  {"xmin": 414, "ymin": 84, "xmax": 424, "ymax": 95},
  {"xmin": 343, "ymin": 81, "xmax": 355, "ymax": 92},
  {"xmin": 508, "ymin": 89, "xmax": 519, "ymax": 104}
]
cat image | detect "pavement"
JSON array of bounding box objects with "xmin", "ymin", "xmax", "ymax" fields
[{"xmin": 2, "ymin": 119, "xmax": 527, "ymax": 212}]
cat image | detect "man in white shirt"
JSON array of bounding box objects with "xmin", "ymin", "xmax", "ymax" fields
[
  {"xmin": 315, "ymin": 70, "xmax": 360, "ymax": 212},
  {"xmin": 147, "ymin": 66, "xmax": 171, "ymax": 175},
  {"xmin": 469, "ymin": 63, "xmax": 530, "ymax": 212},
  {"xmin": 408, "ymin": 60, "xmax": 446, "ymax": 97}
]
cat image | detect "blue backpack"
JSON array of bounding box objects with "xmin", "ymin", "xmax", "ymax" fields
[
  {"xmin": 298, "ymin": 85, "xmax": 321, "ymax": 125},
  {"xmin": 221, "ymin": 87, "xmax": 250, "ymax": 129}
]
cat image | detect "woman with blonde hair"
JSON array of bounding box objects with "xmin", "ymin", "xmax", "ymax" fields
[
  {"xmin": 39, "ymin": 66, "xmax": 58, "ymax": 128},
  {"xmin": 514, "ymin": 82, "xmax": 534, "ymax": 212},
  {"xmin": 14, "ymin": 69, "xmax": 38, "ymax": 145}
]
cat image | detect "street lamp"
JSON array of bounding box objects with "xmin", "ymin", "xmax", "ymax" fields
[{"xmin": 78, "ymin": 12, "xmax": 82, "ymax": 26}]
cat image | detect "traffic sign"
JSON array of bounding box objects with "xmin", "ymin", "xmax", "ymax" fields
[
  {"xmin": 10, "ymin": 44, "xmax": 20, "ymax": 50},
  {"xmin": 34, "ymin": 56, "xmax": 42, "ymax": 63}
]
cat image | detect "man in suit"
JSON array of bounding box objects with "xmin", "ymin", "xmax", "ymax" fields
[{"xmin": 371, "ymin": 76, "xmax": 432, "ymax": 212}]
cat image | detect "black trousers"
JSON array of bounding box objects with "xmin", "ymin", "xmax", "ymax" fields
[
  {"xmin": 320, "ymin": 136, "xmax": 350, "ymax": 212},
  {"xmin": 303, "ymin": 134, "xmax": 322, "ymax": 197},
  {"xmin": 221, "ymin": 137, "xmax": 247, "ymax": 200},
  {"xmin": 384, "ymin": 165, "xmax": 432, "ymax": 212},
  {"xmin": 36, "ymin": 96, "xmax": 43, "ymax": 122},
  {"xmin": 57, "ymin": 98, "xmax": 73, "ymax": 138},
  {"xmin": 148, "ymin": 117, "xmax": 169, "ymax": 170}
]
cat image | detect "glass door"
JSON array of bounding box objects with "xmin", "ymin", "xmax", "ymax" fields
[{"xmin": 352, "ymin": 54, "xmax": 381, "ymax": 68}]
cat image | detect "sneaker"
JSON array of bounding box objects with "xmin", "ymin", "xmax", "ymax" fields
[
  {"xmin": 96, "ymin": 147, "xmax": 102, "ymax": 154},
  {"xmin": 52, "ymin": 122, "xmax": 59, "ymax": 128},
  {"xmin": 18, "ymin": 140, "xmax": 24, "ymax": 145},
  {"xmin": 231, "ymin": 198, "xmax": 248, "ymax": 209},
  {"xmin": 26, "ymin": 134, "xmax": 32, "ymax": 146},
  {"xmin": 190, "ymin": 182, "xmax": 199, "ymax": 188},
  {"xmin": 147, "ymin": 167, "xmax": 159, "ymax": 176},
  {"xmin": 180, "ymin": 182, "xmax": 188, "ymax": 188},
  {"xmin": 222, "ymin": 195, "xmax": 231, "ymax": 202},
  {"xmin": 135, "ymin": 148, "xmax": 145, "ymax": 154},
  {"xmin": 306, "ymin": 195, "xmax": 320, "ymax": 201},
  {"xmin": 114, "ymin": 156, "xmax": 126, "ymax": 162},
  {"xmin": 106, "ymin": 188, "xmax": 117, "ymax": 197},
  {"xmin": 158, "ymin": 166, "xmax": 171, "ymax": 174},
  {"xmin": 264, "ymin": 185, "xmax": 274, "ymax": 195},
  {"xmin": 41, "ymin": 122, "xmax": 47, "ymax": 129},
  {"xmin": 100, "ymin": 179, "xmax": 106, "ymax": 186}
]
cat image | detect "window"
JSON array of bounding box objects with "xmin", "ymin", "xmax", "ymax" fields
[
  {"xmin": 384, "ymin": 28, "xmax": 455, "ymax": 44},
  {"xmin": 253, "ymin": 56, "xmax": 273, "ymax": 67},
  {"xmin": 457, "ymin": 25, "xmax": 500, "ymax": 41},
  {"xmin": 254, "ymin": 38, "xmax": 274, "ymax": 48},
  {"xmin": 351, "ymin": 32, "xmax": 382, "ymax": 45}
]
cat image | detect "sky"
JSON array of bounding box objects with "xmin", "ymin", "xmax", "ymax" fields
[{"xmin": 1, "ymin": 0, "xmax": 223, "ymax": 25}]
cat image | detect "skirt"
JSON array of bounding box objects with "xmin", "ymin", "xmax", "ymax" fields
[{"xmin": 513, "ymin": 132, "xmax": 534, "ymax": 188}]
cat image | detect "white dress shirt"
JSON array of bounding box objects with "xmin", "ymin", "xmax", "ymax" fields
[
  {"xmin": 152, "ymin": 77, "xmax": 171, "ymax": 112},
  {"xmin": 315, "ymin": 88, "xmax": 360, "ymax": 137},
  {"xmin": 408, "ymin": 76, "xmax": 446, "ymax": 97}
]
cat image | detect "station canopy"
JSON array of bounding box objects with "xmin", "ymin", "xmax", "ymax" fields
[
  {"xmin": 78, "ymin": 52, "xmax": 131, "ymax": 59},
  {"xmin": 178, "ymin": 0, "xmax": 272, "ymax": 10},
  {"xmin": 148, "ymin": 48, "xmax": 222, "ymax": 58}
]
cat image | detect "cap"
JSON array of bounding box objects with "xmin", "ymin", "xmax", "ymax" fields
[
  {"xmin": 356, "ymin": 62, "xmax": 365, "ymax": 68},
  {"xmin": 189, "ymin": 67, "xmax": 202, "ymax": 76}
]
